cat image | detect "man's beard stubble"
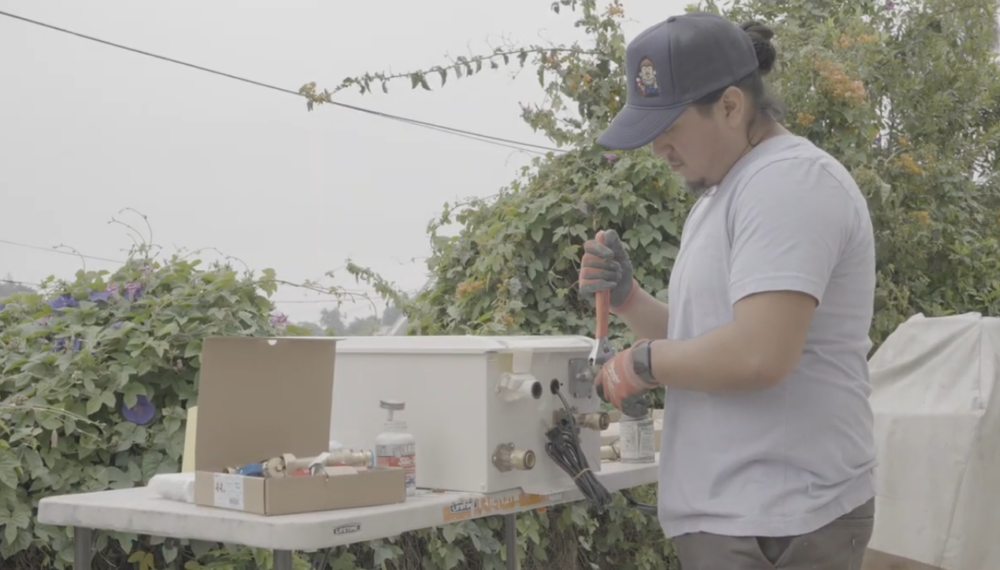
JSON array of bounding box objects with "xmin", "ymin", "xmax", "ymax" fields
[{"xmin": 683, "ymin": 178, "xmax": 714, "ymax": 198}]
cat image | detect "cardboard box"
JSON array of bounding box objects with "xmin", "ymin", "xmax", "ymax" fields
[{"xmin": 192, "ymin": 336, "xmax": 406, "ymax": 515}]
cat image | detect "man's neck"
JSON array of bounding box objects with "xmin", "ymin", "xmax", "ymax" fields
[{"xmin": 707, "ymin": 122, "xmax": 789, "ymax": 192}]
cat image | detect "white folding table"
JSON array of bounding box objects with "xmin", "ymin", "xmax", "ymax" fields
[{"xmin": 38, "ymin": 456, "xmax": 659, "ymax": 570}]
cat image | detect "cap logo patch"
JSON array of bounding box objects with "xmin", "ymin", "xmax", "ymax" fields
[{"xmin": 635, "ymin": 56, "xmax": 660, "ymax": 97}]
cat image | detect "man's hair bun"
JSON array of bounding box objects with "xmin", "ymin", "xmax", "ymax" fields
[{"xmin": 740, "ymin": 21, "xmax": 777, "ymax": 74}]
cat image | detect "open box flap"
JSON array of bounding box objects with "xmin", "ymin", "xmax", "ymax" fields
[{"xmin": 194, "ymin": 336, "xmax": 339, "ymax": 472}]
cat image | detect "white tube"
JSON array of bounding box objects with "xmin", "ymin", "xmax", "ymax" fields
[
  {"xmin": 148, "ymin": 473, "xmax": 196, "ymax": 503},
  {"xmin": 496, "ymin": 372, "xmax": 542, "ymax": 402}
]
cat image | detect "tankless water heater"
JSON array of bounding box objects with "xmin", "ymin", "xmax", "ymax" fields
[{"xmin": 328, "ymin": 335, "xmax": 605, "ymax": 496}]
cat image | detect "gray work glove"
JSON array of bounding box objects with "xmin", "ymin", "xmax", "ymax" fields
[{"xmin": 578, "ymin": 229, "xmax": 635, "ymax": 312}]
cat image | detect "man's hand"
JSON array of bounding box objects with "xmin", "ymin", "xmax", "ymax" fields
[
  {"xmin": 579, "ymin": 229, "xmax": 637, "ymax": 313},
  {"xmin": 594, "ymin": 340, "xmax": 659, "ymax": 414}
]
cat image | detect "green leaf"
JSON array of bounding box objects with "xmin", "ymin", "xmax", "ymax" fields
[
  {"xmin": 879, "ymin": 181, "xmax": 892, "ymax": 204},
  {"xmin": 184, "ymin": 340, "xmax": 201, "ymax": 358},
  {"xmin": 442, "ymin": 545, "xmax": 465, "ymax": 570},
  {"xmin": 0, "ymin": 502, "xmax": 30, "ymax": 529},
  {"xmin": 155, "ymin": 321, "xmax": 180, "ymax": 338},
  {"xmin": 102, "ymin": 390, "xmax": 117, "ymax": 410},
  {"xmin": 85, "ymin": 395, "xmax": 103, "ymax": 416},
  {"xmin": 122, "ymin": 382, "xmax": 147, "ymax": 409}
]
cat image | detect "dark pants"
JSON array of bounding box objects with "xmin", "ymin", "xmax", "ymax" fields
[{"xmin": 672, "ymin": 498, "xmax": 875, "ymax": 570}]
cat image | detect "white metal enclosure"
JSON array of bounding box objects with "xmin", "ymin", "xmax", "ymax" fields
[{"xmin": 329, "ymin": 335, "xmax": 604, "ymax": 495}]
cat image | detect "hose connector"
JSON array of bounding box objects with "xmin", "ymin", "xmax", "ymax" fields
[{"xmin": 492, "ymin": 442, "xmax": 536, "ymax": 472}]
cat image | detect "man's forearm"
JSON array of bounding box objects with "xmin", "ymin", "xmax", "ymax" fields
[
  {"xmin": 615, "ymin": 285, "xmax": 670, "ymax": 340},
  {"xmin": 647, "ymin": 323, "xmax": 776, "ymax": 394}
]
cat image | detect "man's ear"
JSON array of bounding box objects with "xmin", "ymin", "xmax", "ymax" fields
[{"xmin": 720, "ymin": 86, "xmax": 746, "ymax": 125}]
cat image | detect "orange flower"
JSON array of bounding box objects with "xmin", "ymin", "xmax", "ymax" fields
[
  {"xmin": 910, "ymin": 211, "xmax": 931, "ymax": 225},
  {"xmin": 813, "ymin": 57, "xmax": 867, "ymax": 105},
  {"xmin": 456, "ymin": 279, "xmax": 485, "ymax": 298}
]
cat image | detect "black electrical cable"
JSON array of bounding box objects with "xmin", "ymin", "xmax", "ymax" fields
[
  {"xmin": 621, "ymin": 488, "xmax": 658, "ymax": 517},
  {"xmin": 544, "ymin": 385, "xmax": 658, "ymax": 516},
  {"xmin": 544, "ymin": 388, "xmax": 613, "ymax": 512}
]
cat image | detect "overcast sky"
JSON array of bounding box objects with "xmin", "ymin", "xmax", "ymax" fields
[{"xmin": 1, "ymin": 0, "xmax": 687, "ymax": 324}]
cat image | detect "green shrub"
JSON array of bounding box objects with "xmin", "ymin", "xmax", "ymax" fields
[{"xmin": 0, "ymin": 247, "xmax": 286, "ymax": 569}]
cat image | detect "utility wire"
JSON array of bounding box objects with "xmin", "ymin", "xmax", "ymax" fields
[
  {"xmin": 0, "ymin": 238, "xmax": 125, "ymax": 264},
  {"xmin": 0, "ymin": 10, "xmax": 565, "ymax": 156},
  {"xmin": 1, "ymin": 279, "xmax": 41, "ymax": 289},
  {"xmin": 2, "ymin": 278, "xmax": 380, "ymax": 304},
  {"xmin": 0, "ymin": 238, "xmax": 387, "ymax": 299}
]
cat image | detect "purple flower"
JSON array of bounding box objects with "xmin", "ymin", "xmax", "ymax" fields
[
  {"xmin": 36, "ymin": 315, "xmax": 53, "ymax": 326},
  {"xmin": 269, "ymin": 312, "xmax": 289, "ymax": 331},
  {"xmin": 52, "ymin": 337, "xmax": 82, "ymax": 353},
  {"xmin": 89, "ymin": 290, "xmax": 112, "ymax": 302},
  {"xmin": 603, "ymin": 153, "xmax": 620, "ymax": 163},
  {"xmin": 111, "ymin": 321, "xmax": 124, "ymax": 330},
  {"xmin": 124, "ymin": 282, "xmax": 144, "ymax": 301},
  {"xmin": 107, "ymin": 283, "xmax": 120, "ymax": 296},
  {"xmin": 121, "ymin": 395, "xmax": 156, "ymax": 425},
  {"xmin": 49, "ymin": 294, "xmax": 79, "ymax": 311},
  {"xmin": 0, "ymin": 304, "xmax": 5, "ymax": 311},
  {"xmin": 884, "ymin": 0, "xmax": 895, "ymax": 9}
]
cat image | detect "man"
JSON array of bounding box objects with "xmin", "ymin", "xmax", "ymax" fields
[{"xmin": 579, "ymin": 12, "xmax": 878, "ymax": 570}]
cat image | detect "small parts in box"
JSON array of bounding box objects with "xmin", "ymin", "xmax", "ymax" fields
[
  {"xmin": 224, "ymin": 449, "xmax": 374, "ymax": 479},
  {"xmin": 226, "ymin": 456, "xmax": 284, "ymax": 477}
]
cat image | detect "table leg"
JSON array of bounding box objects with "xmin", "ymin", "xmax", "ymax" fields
[
  {"xmin": 273, "ymin": 549, "xmax": 293, "ymax": 570},
  {"xmin": 73, "ymin": 527, "xmax": 92, "ymax": 570},
  {"xmin": 504, "ymin": 513, "xmax": 517, "ymax": 570}
]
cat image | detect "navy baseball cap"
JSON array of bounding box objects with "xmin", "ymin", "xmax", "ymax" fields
[{"xmin": 597, "ymin": 12, "xmax": 760, "ymax": 151}]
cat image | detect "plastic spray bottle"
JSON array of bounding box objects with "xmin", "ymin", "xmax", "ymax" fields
[{"xmin": 375, "ymin": 400, "xmax": 417, "ymax": 496}]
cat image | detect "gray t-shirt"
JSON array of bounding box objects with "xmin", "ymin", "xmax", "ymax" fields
[{"xmin": 659, "ymin": 134, "xmax": 878, "ymax": 538}]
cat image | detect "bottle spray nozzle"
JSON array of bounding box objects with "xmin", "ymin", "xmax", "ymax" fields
[{"xmin": 380, "ymin": 399, "xmax": 405, "ymax": 423}]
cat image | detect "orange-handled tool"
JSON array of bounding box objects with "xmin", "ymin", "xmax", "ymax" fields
[{"xmin": 589, "ymin": 231, "xmax": 615, "ymax": 370}]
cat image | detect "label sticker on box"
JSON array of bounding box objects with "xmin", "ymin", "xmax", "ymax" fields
[
  {"xmin": 213, "ymin": 473, "xmax": 245, "ymax": 511},
  {"xmin": 441, "ymin": 492, "xmax": 549, "ymax": 523}
]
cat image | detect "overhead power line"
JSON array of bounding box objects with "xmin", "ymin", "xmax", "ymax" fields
[
  {"xmin": 0, "ymin": 238, "xmax": 387, "ymax": 299},
  {"xmin": 0, "ymin": 10, "xmax": 564, "ymax": 156},
  {"xmin": 0, "ymin": 238, "xmax": 125, "ymax": 264}
]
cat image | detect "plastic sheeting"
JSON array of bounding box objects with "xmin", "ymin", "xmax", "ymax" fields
[{"xmin": 867, "ymin": 312, "xmax": 1000, "ymax": 570}]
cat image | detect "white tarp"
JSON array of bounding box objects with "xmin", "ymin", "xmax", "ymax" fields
[{"xmin": 867, "ymin": 312, "xmax": 1000, "ymax": 570}]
